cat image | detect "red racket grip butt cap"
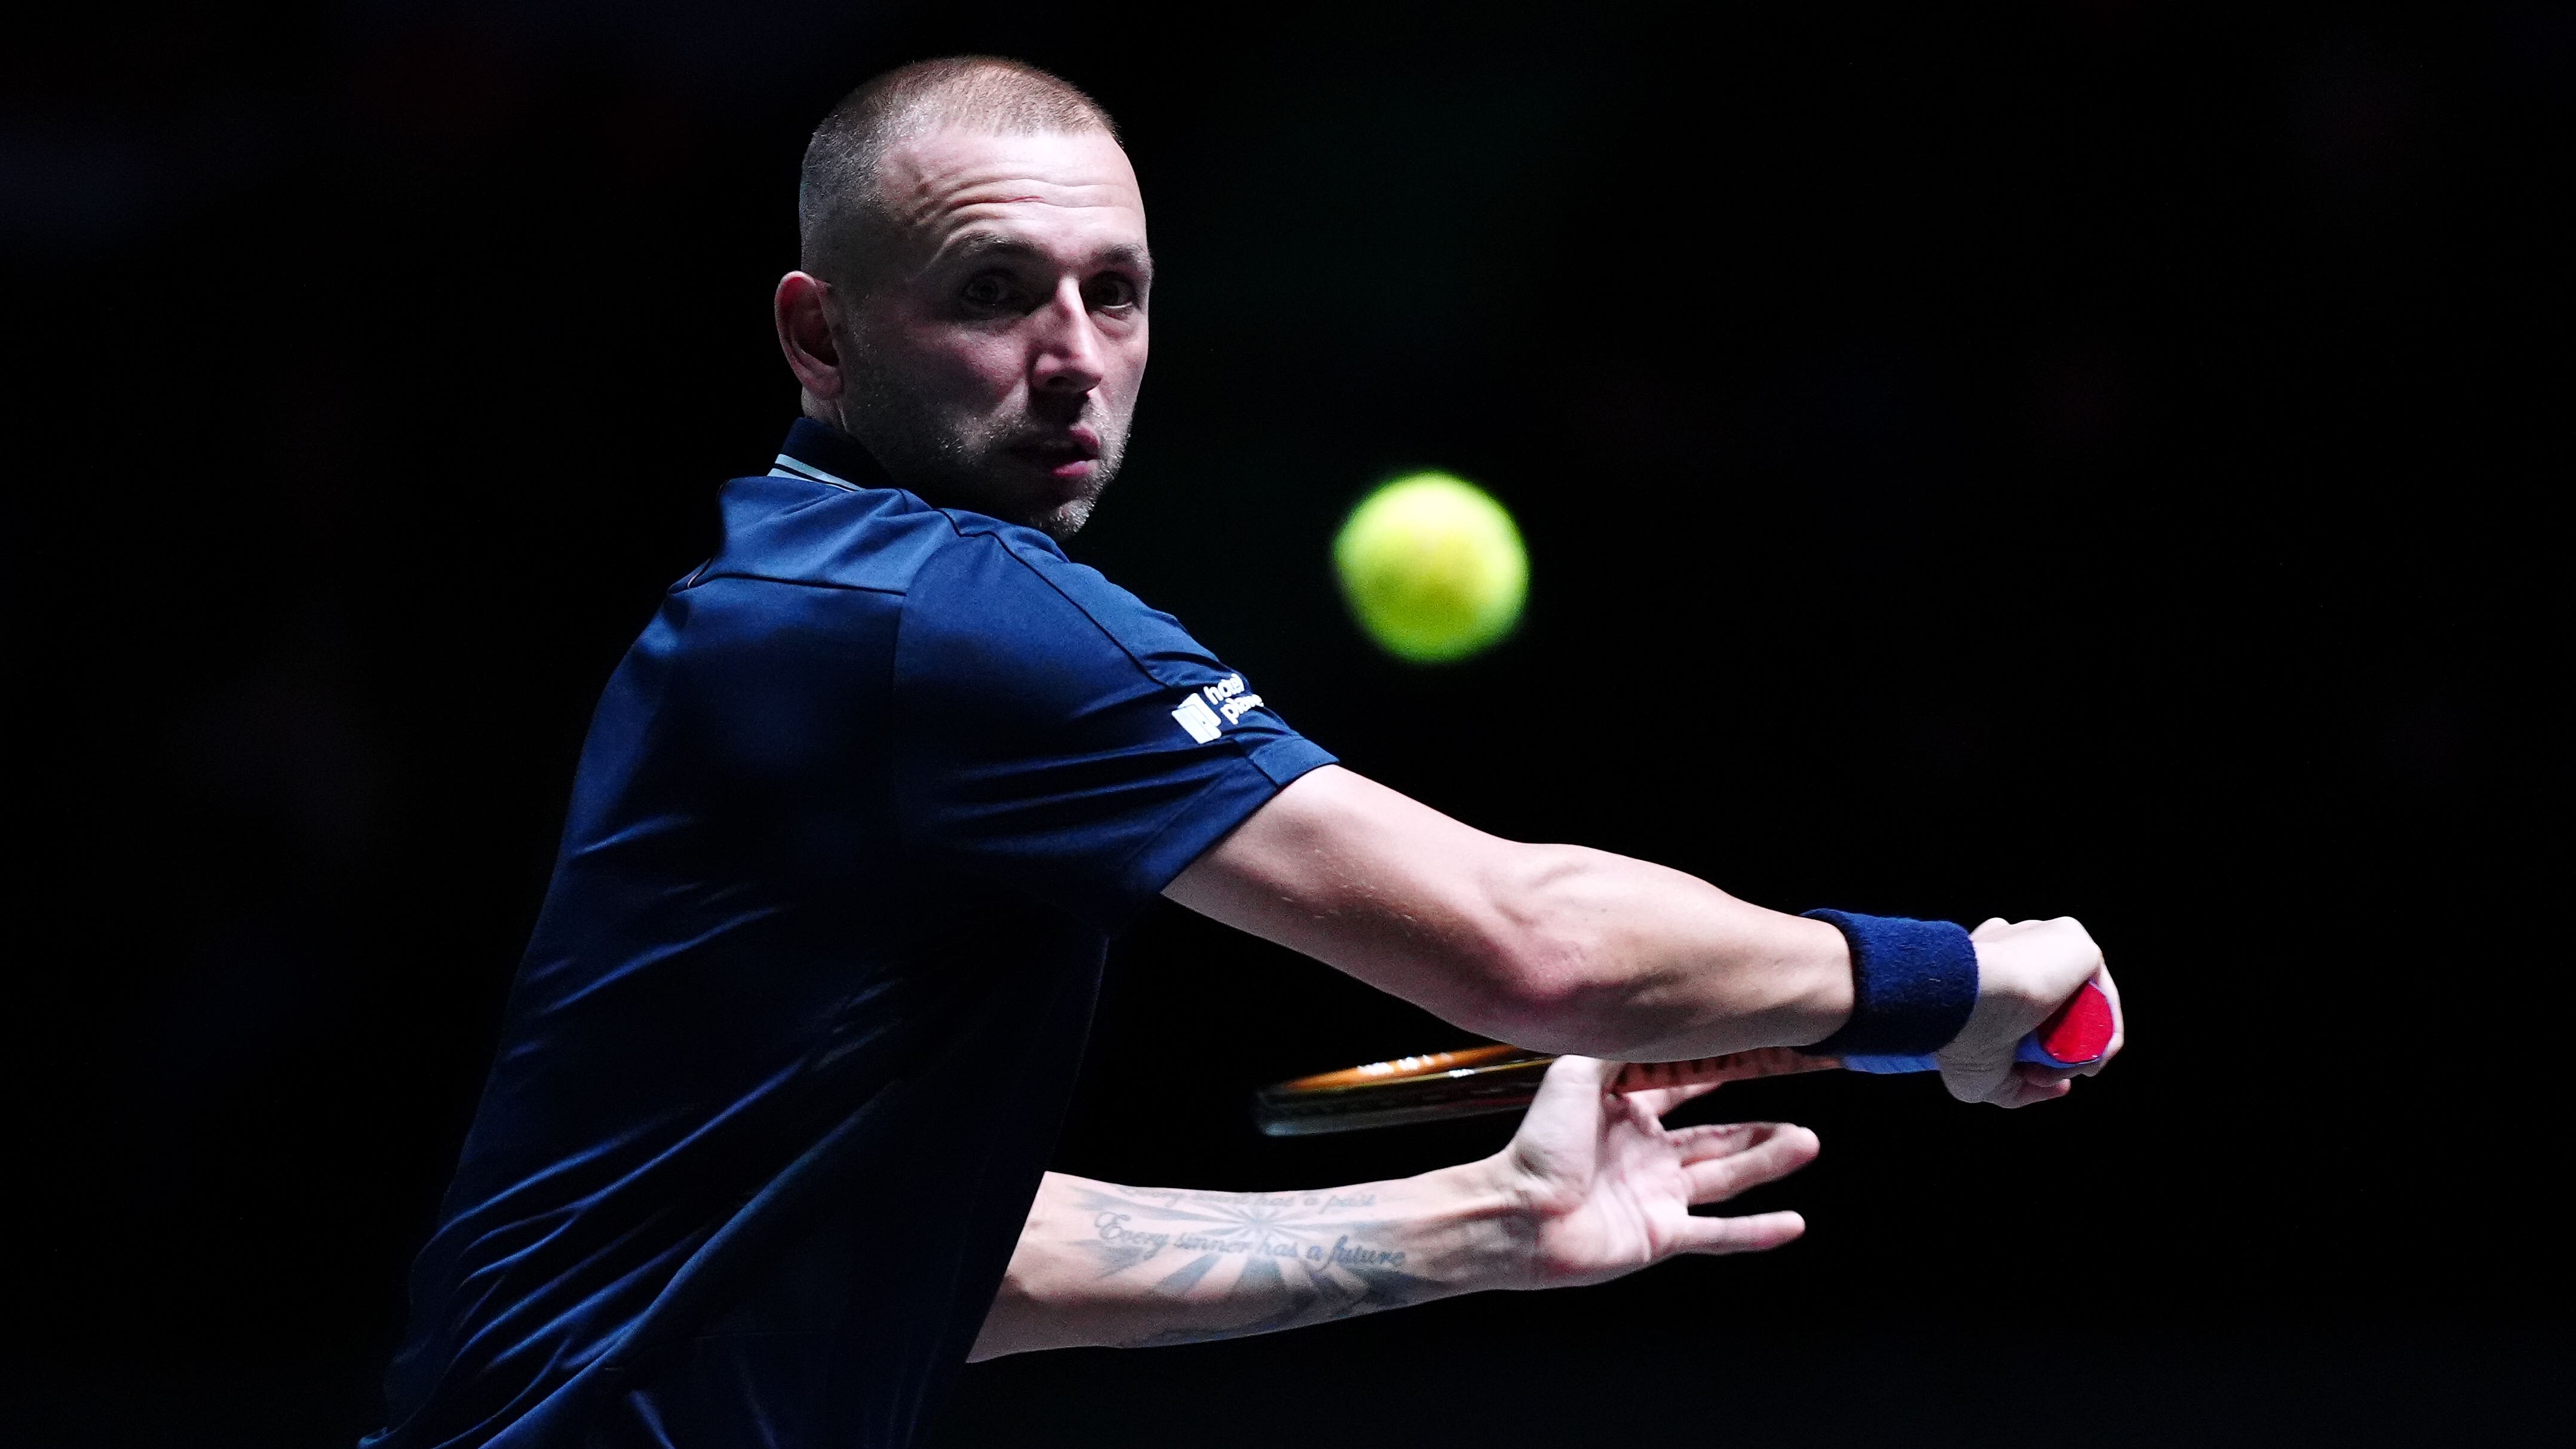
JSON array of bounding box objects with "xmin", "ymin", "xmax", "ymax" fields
[{"xmin": 2029, "ymin": 979, "xmax": 2115, "ymax": 1067}]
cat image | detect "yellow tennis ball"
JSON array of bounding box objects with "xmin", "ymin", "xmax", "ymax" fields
[{"xmin": 1332, "ymin": 472, "xmax": 1528, "ymax": 663}]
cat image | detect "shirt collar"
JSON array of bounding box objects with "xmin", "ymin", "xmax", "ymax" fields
[{"xmin": 770, "ymin": 418, "xmax": 892, "ymax": 492}]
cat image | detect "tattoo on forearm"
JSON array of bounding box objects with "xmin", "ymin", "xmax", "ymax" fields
[{"xmin": 1065, "ymin": 1184, "xmax": 1438, "ymax": 1347}]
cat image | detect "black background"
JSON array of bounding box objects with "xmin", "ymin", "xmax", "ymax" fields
[{"xmin": 7, "ymin": 2, "xmax": 2571, "ymax": 1445}]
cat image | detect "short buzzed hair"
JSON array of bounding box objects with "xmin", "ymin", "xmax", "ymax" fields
[{"xmin": 799, "ymin": 57, "xmax": 1121, "ymax": 288}]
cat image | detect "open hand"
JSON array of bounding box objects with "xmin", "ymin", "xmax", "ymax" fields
[{"xmin": 1485, "ymin": 1055, "xmax": 1818, "ymax": 1291}]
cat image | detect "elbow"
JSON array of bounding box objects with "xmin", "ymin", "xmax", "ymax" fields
[
  {"xmin": 1478, "ymin": 960, "xmax": 1648, "ymax": 1058},
  {"xmin": 1473, "ymin": 972, "xmax": 1616, "ymax": 1056},
  {"xmin": 1459, "ymin": 848, "xmax": 1639, "ymax": 1055}
]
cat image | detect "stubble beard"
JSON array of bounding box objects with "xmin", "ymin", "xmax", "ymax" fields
[{"xmin": 835, "ymin": 357, "xmax": 1128, "ymax": 543}]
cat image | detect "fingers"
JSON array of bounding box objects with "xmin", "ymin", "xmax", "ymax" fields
[
  {"xmin": 1954, "ymin": 1063, "xmax": 2078, "ymax": 1108},
  {"xmin": 1971, "ymin": 916, "xmax": 2047, "ymax": 939},
  {"xmin": 1995, "ymin": 1067, "xmax": 2077, "ymax": 1108},
  {"xmin": 1680, "ymin": 1123, "xmax": 1819, "ymax": 1203},
  {"xmin": 1939, "ymin": 1050, "xmax": 2017, "ymax": 1105},
  {"xmin": 1945, "ymin": 1054, "xmax": 2074, "ymax": 1106},
  {"xmin": 1946, "ymin": 915, "xmax": 2115, "ymax": 1104},
  {"xmin": 1944, "ymin": 1056, "xmax": 2071, "ymax": 1107},
  {"xmin": 1668, "ymin": 1120, "xmax": 1769, "ymax": 1159},
  {"xmin": 1673, "ymin": 1209, "xmax": 1807, "ymax": 1256}
]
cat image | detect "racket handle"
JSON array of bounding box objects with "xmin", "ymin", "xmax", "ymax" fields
[{"xmin": 1840, "ymin": 979, "xmax": 2115, "ymax": 1076}]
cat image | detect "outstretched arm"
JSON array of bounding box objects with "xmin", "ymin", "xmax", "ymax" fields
[
  {"xmin": 970, "ymin": 1056, "xmax": 1819, "ymax": 1359},
  {"xmin": 1166, "ymin": 765, "xmax": 2120, "ymax": 1106}
]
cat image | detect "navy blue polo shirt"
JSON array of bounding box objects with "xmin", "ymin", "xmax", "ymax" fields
[{"xmin": 368, "ymin": 420, "xmax": 1334, "ymax": 1449}]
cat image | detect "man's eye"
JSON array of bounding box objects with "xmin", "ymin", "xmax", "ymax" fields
[
  {"xmin": 1087, "ymin": 275, "xmax": 1138, "ymax": 310},
  {"xmin": 960, "ymin": 274, "xmax": 1016, "ymax": 308}
]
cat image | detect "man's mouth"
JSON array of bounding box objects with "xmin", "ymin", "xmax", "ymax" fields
[{"xmin": 1009, "ymin": 428, "xmax": 1103, "ymax": 484}]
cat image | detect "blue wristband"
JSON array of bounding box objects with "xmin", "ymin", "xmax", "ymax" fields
[{"xmin": 1798, "ymin": 909, "xmax": 1979, "ymax": 1058}]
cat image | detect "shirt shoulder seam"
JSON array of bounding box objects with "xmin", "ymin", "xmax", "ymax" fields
[
  {"xmin": 930, "ymin": 515, "xmax": 1168, "ymax": 689},
  {"xmin": 682, "ymin": 570, "xmax": 908, "ymax": 597}
]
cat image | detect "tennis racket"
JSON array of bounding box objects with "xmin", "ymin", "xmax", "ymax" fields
[{"xmin": 1254, "ymin": 979, "xmax": 2115, "ymax": 1136}]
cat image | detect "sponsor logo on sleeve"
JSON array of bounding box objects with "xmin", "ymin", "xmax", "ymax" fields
[
  {"xmin": 1170, "ymin": 692, "xmax": 1223, "ymax": 743},
  {"xmin": 1170, "ymin": 673, "xmax": 1266, "ymax": 744}
]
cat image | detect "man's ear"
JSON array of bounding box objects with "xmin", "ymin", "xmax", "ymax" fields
[{"xmin": 774, "ymin": 271, "xmax": 844, "ymax": 402}]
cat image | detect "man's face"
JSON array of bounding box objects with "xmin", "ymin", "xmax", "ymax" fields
[{"xmin": 830, "ymin": 125, "xmax": 1150, "ymax": 540}]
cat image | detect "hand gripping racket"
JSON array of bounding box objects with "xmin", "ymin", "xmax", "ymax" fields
[{"xmin": 1253, "ymin": 980, "xmax": 2115, "ymax": 1136}]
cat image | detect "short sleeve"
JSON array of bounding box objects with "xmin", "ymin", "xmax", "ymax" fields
[{"xmin": 890, "ymin": 526, "xmax": 1336, "ymax": 931}]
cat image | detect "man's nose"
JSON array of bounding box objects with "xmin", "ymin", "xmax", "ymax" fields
[{"xmin": 1029, "ymin": 278, "xmax": 1107, "ymax": 394}]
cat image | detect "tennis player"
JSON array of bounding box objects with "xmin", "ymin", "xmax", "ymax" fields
[{"xmin": 366, "ymin": 56, "xmax": 2122, "ymax": 1449}]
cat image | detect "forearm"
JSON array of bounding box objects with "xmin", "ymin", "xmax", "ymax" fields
[
  {"xmin": 1491, "ymin": 844, "xmax": 1854, "ymax": 1060},
  {"xmin": 968, "ymin": 1163, "xmax": 1527, "ymax": 1359},
  {"xmin": 1167, "ymin": 767, "xmax": 1853, "ymax": 1061}
]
